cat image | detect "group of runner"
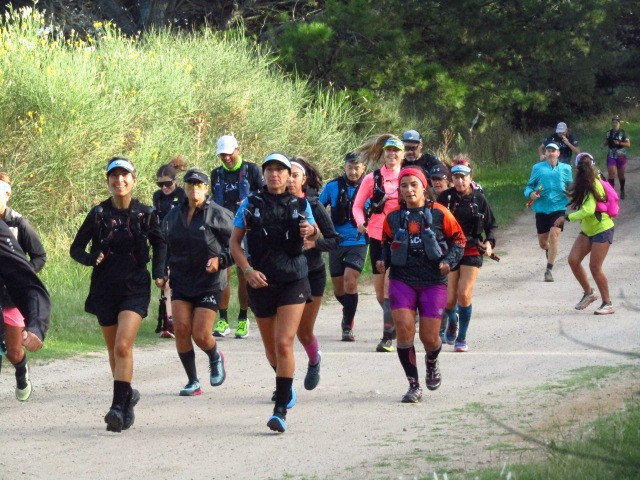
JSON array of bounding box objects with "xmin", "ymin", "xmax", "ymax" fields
[{"xmin": 0, "ymin": 116, "xmax": 629, "ymax": 433}]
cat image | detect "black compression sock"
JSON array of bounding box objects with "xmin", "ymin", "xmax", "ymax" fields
[
  {"xmin": 219, "ymin": 309, "xmax": 228, "ymax": 321},
  {"xmin": 397, "ymin": 346, "xmax": 419, "ymax": 388},
  {"xmin": 274, "ymin": 376, "xmax": 293, "ymax": 409},
  {"xmin": 620, "ymin": 179, "xmax": 625, "ymax": 192},
  {"xmin": 14, "ymin": 355, "xmax": 28, "ymax": 389},
  {"xmin": 427, "ymin": 344, "xmax": 442, "ymax": 362},
  {"xmin": 111, "ymin": 380, "xmax": 131, "ymax": 410},
  {"xmin": 238, "ymin": 309, "xmax": 248, "ymax": 320},
  {"xmin": 608, "ymin": 178, "xmax": 615, "ymax": 188},
  {"xmin": 546, "ymin": 263, "xmax": 553, "ymax": 270},
  {"xmin": 342, "ymin": 293, "xmax": 358, "ymax": 328},
  {"xmin": 204, "ymin": 343, "xmax": 219, "ymax": 362},
  {"xmin": 335, "ymin": 294, "xmax": 346, "ymax": 306},
  {"xmin": 178, "ymin": 350, "xmax": 198, "ymax": 383}
]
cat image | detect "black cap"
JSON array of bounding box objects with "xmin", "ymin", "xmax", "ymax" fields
[
  {"xmin": 344, "ymin": 152, "xmax": 361, "ymax": 163},
  {"xmin": 183, "ymin": 169, "xmax": 209, "ymax": 184},
  {"xmin": 429, "ymin": 163, "xmax": 448, "ymax": 179}
]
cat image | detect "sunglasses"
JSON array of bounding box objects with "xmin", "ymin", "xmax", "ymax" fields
[
  {"xmin": 185, "ymin": 182, "xmax": 207, "ymax": 189},
  {"xmin": 156, "ymin": 180, "xmax": 174, "ymax": 188},
  {"xmin": 404, "ymin": 145, "xmax": 419, "ymax": 152}
]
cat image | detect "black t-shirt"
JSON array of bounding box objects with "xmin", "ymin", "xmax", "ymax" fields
[
  {"xmin": 153, "ymin": 187, "xmax": 186, "ymax": 221},
  {"xmin": 542, "ymin": 133, "xmax": 578, "ymax": 163}
]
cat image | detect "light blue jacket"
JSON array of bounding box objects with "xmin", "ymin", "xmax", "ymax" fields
[{"xmin": 524, "ymin": 161, "xmax": 573, "ymax": 214}]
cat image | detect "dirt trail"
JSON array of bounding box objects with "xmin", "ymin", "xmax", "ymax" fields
[{"xmin": 1, "ymin": 165, "xmax": 639, "ymax": 480}]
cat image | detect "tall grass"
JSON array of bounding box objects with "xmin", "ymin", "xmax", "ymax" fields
[{"xmin": 0, "ymin": 6, "xmax": 359, "ymax": 253}]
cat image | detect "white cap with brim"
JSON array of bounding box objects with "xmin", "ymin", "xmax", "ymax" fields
[
  {"xmin": 262, "ymin": 152, "xmax": 291, "ymax": 171},
  {"xmin": 216, "ymin": 135, "xmax": 239, "ymax": 155},
  {"xmin": 545, "ymin": 142, "xmax": 560, "ymax": 150},
  {"xmin": 106, "ymin": 158, "xmax": 135, "ymax": 174}
]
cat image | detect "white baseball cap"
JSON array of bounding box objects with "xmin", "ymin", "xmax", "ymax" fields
[
  {"xmin": 216, "ymin": 135, "xmax": 239, "ymax": 155},
  {"xmin": 555, "ymin": 122, "xmax": 567, "ymax": 133}
]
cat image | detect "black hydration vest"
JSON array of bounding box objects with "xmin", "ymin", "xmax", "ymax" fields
[
  {"xmin": 92, "ymin": 199, "xmax": 155, "ymax": 267},
  {"xmin": 243, "ymin": 191, "xmax": 308, "ymax": 278},
  {"xmin": 331, "ymin": 176, "xmax": 361, "ymax": 226},
  {"xmin": 390, "ymin": 204, "xmax": 448, "ymax": 267},
  {"xmin": 366, "ymin": 169, "xmax": 387, "ymax": 216}
]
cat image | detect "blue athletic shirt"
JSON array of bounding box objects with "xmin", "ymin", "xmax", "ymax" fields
[
  {"xmin": 524, "ymin": 161, "xmax": 573, "ymax": 214},
  {"xmin": 233, "ymin": 197, "xmax": 316, "ymax": 228},
  {"xmin": 319, "ymin": 179, "xmax": 366, "ymax": 247}
]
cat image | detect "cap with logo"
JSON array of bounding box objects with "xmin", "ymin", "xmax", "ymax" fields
[
  {"xmin": 429, "ymin": 163, "xmax": 448, "ymax": 179},
  {"xmin": 402, "ymin": 130, "xmax": 422, "ymax": 143},
  {"xmin": 106, "ymin": 157, "xmax": 135, "ymax": 174},
  {"xmin": 183, "ymin": 169, "xmax": 209, "ymax": 184}
]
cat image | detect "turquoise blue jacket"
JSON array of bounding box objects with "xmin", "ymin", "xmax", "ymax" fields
[{"xmin": 524, "ymin": 161, "xmax": 573, "ymax": 214}]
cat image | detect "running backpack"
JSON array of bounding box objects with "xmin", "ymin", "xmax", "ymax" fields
[{"xmin": 595, "ymin": 178, "xmax": 620, "ymax": 218}]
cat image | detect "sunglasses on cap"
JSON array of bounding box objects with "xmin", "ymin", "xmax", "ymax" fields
[{"xmin": 156, "ymin": 180, "xmax": 174, "ymax": 188}]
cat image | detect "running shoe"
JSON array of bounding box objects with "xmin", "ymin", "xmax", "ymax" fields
[
  {"xmin": 401, "ymin": 385, "xmax": 423, "ymax": 403},
  {"xmin": 342, "ymin": 329, "xmax": 355, "ymax": 342},
  {"xmin": 304, "ymin": 352, "xmax": 322, "ymax": 391},
  {"xmin": 575, "ymin": 289, "xmax": 598, "ymax": 310},
  {"xmin": 267, "ymin": 406, "xmax": 287, "ymax": 433},
  {"xmin": 235, "ymin": 319, "xmax": 249, "ymax": 338},
  {"xmin": 213, "ymin": 319, "xmax": 230, "ymax": 337},
  {"xmin": 123, "ymin": 388, "xmax": 140, "ymax": 430},
  {"xmin": 594, "ymin": 302, "xmax": 615, "ymax": 315},
  {"xmin": 544, "ymin": 269, "xmax": 554, "ymax": 282},
  {"xmin": 445, "ymin": 321, "xmax": 459, "ymax": 345},
  {"xmin": 179, "ymin": 379, "xmax": 202, "ymax": 396},
  {"xmin": 209, "ymin": 352, "xmax": 226, "ymax": 386},
  {"xmin": 15, "ymin": 363, "xmax": 32, "ymax": 402},
  {"xmin": 376, "ymin": 338, "xmax": 395, "ymax": 353},
  {"xmin": 425, "ymin": 358, "xmax": 442, "ymax": 391},
  {"xmin": 104, "ymin": 406, "xmax": 124, "ymax": 433},
  {"xmin": 454, "ymin": 339, "xmax": 469, "ymax": 352}
]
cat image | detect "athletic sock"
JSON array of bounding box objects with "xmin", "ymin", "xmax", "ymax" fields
[
  {"xmin": 219, "ymin": 309, "xmax": 228, "ymax": 321},
  {"xmin": 546, "ymin": 263, "xmax": 553, "ymax": 271},
  {"xmin": 178, "ymin": 349, "xmax": 198, "ymax": 383},
  {"xmin": 238, "ymin": 309, "xmax": 248, "ymax": 320},
  {"xmin": 382, "ymin": 298, "xmax": 394, "ymax": 337},
  {"xmin": 274, "ymin": 376, "xmax": 293, "ymax": 409},
  {"xmin": 620, "ymin": 178, "xmax": 625, "ymax": 192},
  {"xmin": 426, "ymin": 344, "xmax": 442, "ymax": 362},
  {"xmin": 335, "ymin": 293, "xmax": 346, "ymax": 306},
  {"xmin": 14, "ymin": 355, "xmax": 28, "ymax": 389},
  {"xmin": 204, "ymin": 343, "xmax": 220, "ymax": 363},
  {"xmin": 342, "ymin": 293, "xmax": 358, "ymax": 328},
  {"xmin": 397, "ymin": 345, "xmax": 419, "ymax": 388},
  {"xmin": 608, "ymin": 178, "xmax": 615, "ymax": 188},
  {"xmin": 445, "ymin": 307, "xmax": 458, "ymax": 324},
  {"xmin": 302, "ymin": 336, "xmax": 320, "ymax": 365},
  {"xmin": 111, "ymin": 380, "xmax": 131, "ymax": 410},
  {"xmin": 457, "ymin": 305, "xmax": 473, "ymax": 340}
]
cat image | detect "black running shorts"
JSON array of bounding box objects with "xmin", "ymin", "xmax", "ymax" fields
[
  {"xmin": 85, "ymin": 293, "xmax": 150, "ymax": 327},
  {"xmin": 171, "ymin": 289, "xmax": 221, "ymax": 311},
  {"xmin": 247, "ymin": 277, "xmax": 311, "ymax": 318},
  {"xmin": 329, "ymin": 245, "xmax": 367, "ymax": 277},
  {"xmin": 308, "ymin": 266, "xmax": 327, "ymax": 298},
  {"xmin": 535, "ymin": 210, "xmax": 566, "ymax": 234},
  {"xmin": 451, "ymin": 254, "xmax": 483, "ymax": 272},
  {"xmin": 368, "ymin": 238, "xmax": 383, "ymax": 273}
]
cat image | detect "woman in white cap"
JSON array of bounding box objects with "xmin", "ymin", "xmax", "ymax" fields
[
  {"xmin": 0, "ymin": 172, "xmax": 47, "ymax": 402},
  {"xmin": 230, "ymin": 152, "xmax": 317, "ymax": 433},
  {"xmin": 351, "ymin": 134, "xmax": 404, "ymax": 353},
  {"xmin": 437, "ymin": 155, "xmax": 497, "ymax": 353},
  {"xmin": 553, "ymin": 153, "xmax": 616, "ymax": 315},
  {"xmin": 161, "ymin": 168, "xmax": 234, "ymax": 396},
  {"xmin": 70, "ymin": 157, "xmax": 166, "ymax": 433}
]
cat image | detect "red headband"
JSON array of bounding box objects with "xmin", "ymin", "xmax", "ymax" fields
[{"xmin": 399, "ymin": 167, "xmax": 428, "ymax": 189}]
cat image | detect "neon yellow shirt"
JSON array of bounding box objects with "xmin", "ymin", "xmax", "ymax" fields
[{"xmin": 567, "ymin": 179, "xmax": 614, "ymax": 236}]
